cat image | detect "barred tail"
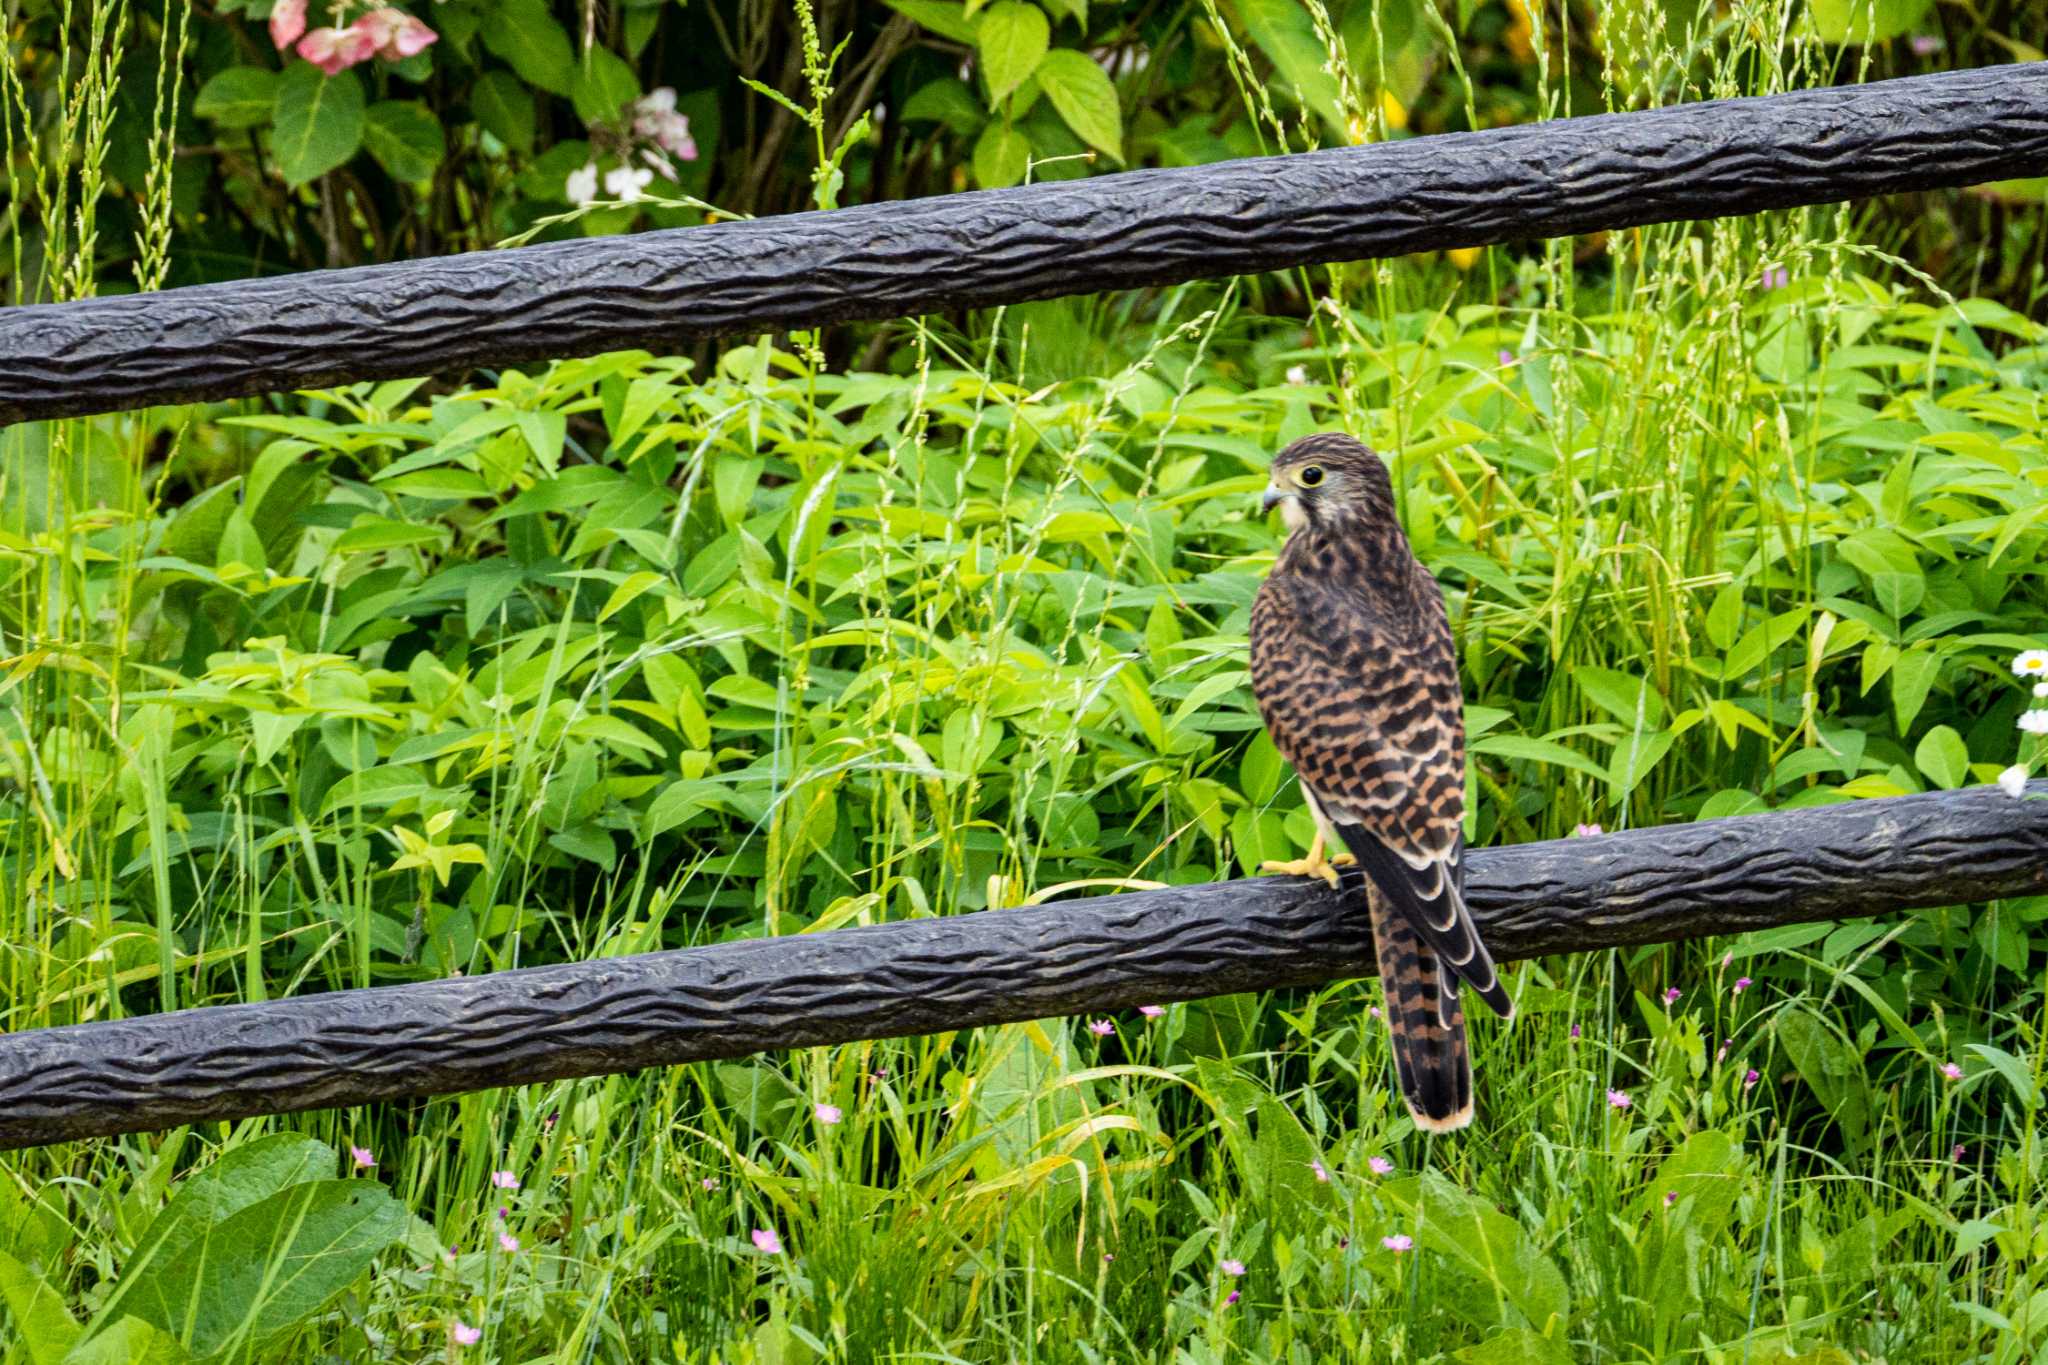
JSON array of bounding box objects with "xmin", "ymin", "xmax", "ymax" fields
[{"xmin": 1369, "ymin": 885, "xmax": 1474, "ymax": 1132}]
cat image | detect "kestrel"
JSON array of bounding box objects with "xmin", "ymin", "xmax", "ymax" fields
[{"xmin": 1248, "ymin": 433, "xmax": 1511, "ymax": 1132}]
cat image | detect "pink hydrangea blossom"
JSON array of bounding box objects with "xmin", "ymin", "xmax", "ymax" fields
[
  {"xmin": 297, "ymin": 25, "xmax": 376, "ymax": 75},
  {"xmin": 269, "ymin": 0, "xmax": 307, "ymax": 50}
]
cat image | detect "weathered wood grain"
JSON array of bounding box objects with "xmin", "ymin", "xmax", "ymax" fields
[
  {"xmin": 0, "ymin": 783, "xmax": 2042, "ymax": 1150},
  {"xmin": 5, "ymin": 66, "xmax": 2046, "ymax": 424}
]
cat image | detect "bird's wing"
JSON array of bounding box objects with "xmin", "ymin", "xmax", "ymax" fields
[{"xmin": 1250, "ymin": 572, "xmax": 1511, "ymax": 1018}]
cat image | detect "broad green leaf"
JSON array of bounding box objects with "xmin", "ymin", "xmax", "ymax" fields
[
  {"xmin": 571, "ymin": 45, "xmax": 643, "ymax": 127},
  {"xmin": 119, "ymin": 1181, "xmax": 408, "ymax": 1358},
  {"xmin": 1575, "ymin": 666, "xmax": 1663, "ymax": 729},
  {"xmin": 1913, "ymin": 725, "xmax": 1968, "ymax": 790},
  {"xmin": 483, "ymin": 0, "xmax": 576, "ymax": 95},
  {"xmin": 362, "ymin": 101, "xmax": 445, "ymax": 183},
  {"xmin": 334, "ymin": 517, "xmax": 444, "ymax": 553},
  {"xmin": 193, "ymin": 67, "xmax": 278, "ymax": 129},
  {"xmin": 1034, "ymin": 49, "xmax": 1121, "ymax": 162},
  {"xmin": 901, "ymin": 76, "xmax": 986, "ymax": 135},
  {"xmin": 973, "ymin": 122, "xmax": 1031, "ymax": 188},
  {"xmin": 470, "ymin": 70, "xmax": 537, "ymax": 153},
  {"xmin": 516, "ymin": 410, "xmax": 567, "ymax": 475},
  {"xmin": 978, "ymin": 2, "xmax": 1049, "ymax": 104},
  {"xmin": 1383, "ymin": 1172, "xmax": 1568, "ymax": 1336},
  {"xmin": 1470, "ymin": 733, "xmax": 1609, "ymax": 785},
  {"xmin": 270, "ymin": 64, "xmax": 365, "ymax": 187},
  {"xmin": 1809, "ymin": 0, "xmax": 1931, "ymax": 43},
  {"xmin": 1890, "ymin": 647, "xmax": 1941, "ymax": 733},
  {"xmin": 60, "ymin": 1315, "xmax": 189, "ymax": 1365},
  {"xmin": 0, "ymin": 1251, "xmax": 81, "ymax": 1365},
  {"xmin": 1232, "ymin": 0, "xmax": 1344, "ymax": 134},
  {"xmin": 318, "ymin": 764, "xmax": 446, "ymax": 817},
  {"xmin": 879, "ymin": 0, "xmax": 981, "ymax": 44},
  {"xmin": 1964, "ymin": 1044, "xmax": 2039, "ymax": 1109}
]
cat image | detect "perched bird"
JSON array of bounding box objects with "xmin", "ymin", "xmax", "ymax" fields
[{"xmin": 1248, "ymin": 433, "xmax": 1511, "ymax": 1132}]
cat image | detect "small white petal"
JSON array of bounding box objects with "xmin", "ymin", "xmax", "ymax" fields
[{"xmin": 1998, "ymin": 765, "xmax": 2028, "ymax": 798}]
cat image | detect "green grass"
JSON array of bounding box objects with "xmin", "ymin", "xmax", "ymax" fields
[{"xmin": 6, "ymin": 0, "xmax": 2048, "ymax": 1358}]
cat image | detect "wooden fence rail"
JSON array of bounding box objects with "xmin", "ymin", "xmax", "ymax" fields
[
  {"xmin": 4, "ymin": 64, "xmax": 2047, "ymax": 425},
  {"xmin": 2, "ymin": 783, "xmax": 2043, "ymax": 1150}
]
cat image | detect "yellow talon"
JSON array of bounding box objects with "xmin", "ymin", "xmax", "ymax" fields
[{"xmin": 1260, "ymin": 831, "xmax": 1346, "ymax": 889}]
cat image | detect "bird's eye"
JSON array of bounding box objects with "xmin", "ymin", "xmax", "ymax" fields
[{"xmin": 1298, "ymin": 465, "xmax": 1325, "ymax": 487}]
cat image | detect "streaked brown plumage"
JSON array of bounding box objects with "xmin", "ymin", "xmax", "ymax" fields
[{"xmin": 1248, "ymin": 432, "xmax": 1510, "ymax": 1132}]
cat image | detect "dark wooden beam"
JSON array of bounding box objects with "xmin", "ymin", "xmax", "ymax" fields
[
  {"xmin": 1, "ymin": 783, "xmax": 2043, "ymax": 1150},
  {"xmin": 7, "ymin": 65, "xmax": 2048, "ymax": 425}
]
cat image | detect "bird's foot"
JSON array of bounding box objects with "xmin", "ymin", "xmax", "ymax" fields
[{"xmin": 1260, "ymin": 847, "xmax": 1351, "ymax": 889}]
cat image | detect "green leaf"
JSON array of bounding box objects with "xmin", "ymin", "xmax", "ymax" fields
[
  {"xmin": 571, "ymin": 45, "xmax": 643, "ymax": 126},
  {"xmin": 879, "ymin": 0, "xmax": 981, "ymax": 44},
  {"xmin": 1891, "ymin": 648, "xmax": 1941, "ymax": 733},
  {"xmin": 193, "ymin": 67, "xmax": 279, "ymax": 129},
  {"xmin": 901, "ymin": 76, "xmax": 986, "ymax": 135},
  {"xmin": 977, "ymin": 2, "xmax": 1048, "ymax": 104},
  {"xmin": 1809, "ymin": 0, "xmax": 1931, "ymax": 43},
  {"xmin": 1574, "ymin": 666, "xmax": 1664, "ymax": 728},
  {"xmin": 1913, "ymin": 725, "xmax": 1968, "ymax": 790},
  {"xmin": 0, "ymin": 1251, "xmax": 81, "ymax": 1365},
  {"xmin": 972, "ymin": 122, "xmax": 1032, "ymax": 188},
  {"xmin": 470, "ymin": 70, "xmax": 537, "ymax": 152},
  {"xmin": 482, "ymin": 0, "xmax": 576, "ymax": 95},
  {"xmin": 362, "ymin": 101, "xmax": 445, "ymax": 183},
  {"xmin": 270, "ymin": 64, "xmax": 365, "ymax": 187},
  {"xmin": 1233, "ymin": 0, "xmax": 1345, "ymax": 134},
  {"xmin": 1033, "ymin": 49, "xmax": 1121, "ymax": 162},
  {"xmin": 1963, "ymin": 1044, "xmax": 2039, "ymax": 1109},
  {"xmin": 1470, "ymin": 733, "xmax": 1610, "ymax": 785},
  {"xmin": 118, "ymin": 1181, "xmax": 409, "ymax": 1358}
]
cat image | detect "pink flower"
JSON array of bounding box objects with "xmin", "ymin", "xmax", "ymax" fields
[
  {"xmin": 495, "ymin": 1207, "xmax": 508, "ymax": 1221},
  {"xmin": 1569, "ymin": 1024, "xmax": 1580, "ymax": 1041},
  {"xmin": 1088, "ymin": 1019, "xmax": 1114, "ymax": 1036},
  {"xmin": 1497, "ymin": 350, "xmax": 1515, "ymax": 366},
  {"xmin": 350, "ymin": 1145, "xmax": 375, "ymax": 1169},
  {"xmin": 490, "ymin": 1170, "xmax": 519, "ymax": 1189},
  {"xmin": 1715, "ymin": 1040, "xmax": 1731, "ymax": 1063},
  {"xmin": 1571, "ymin": 822, "xmax": 1602, "ymax": 837},
  {"xmin": 1663, "ymin": 1190, "xmax": 1677, "ymax": 1207},
  {"xmin": 1952, "ymin": 1144, "xmax": 1967, "ymax": 1161},
  {"xmin": 498, "ymin": 1230, "xmax": 519, "ymax": 1253},
  {"xmin": 1382, "ymin": 1234, "xmax": 1413, "ymax": 1253},
  {"xmin": 1941, "ymin": 1062, "xmax": 1963, "ymax": 1081},
  {"xmin": 1139, "ymin": 1005, "xmax": 1165, "ymax": 1018},
  {"xmin": 751, "ymin": 1228, "xmax": 783, "ymax": 1254},
  {"xmin": 1310, "ymin": 1160, "xmax": 1328, "ymax": 1183},
  {"xmin": 1225, "ymin": 1289, "xmax": 1240, "ymax": 1305},
  {"xmin": 701, "ymin": 1177, "xmax": 717, "ymax": 1190},
  {"xmin": 353, "ymin": 7, "xmax": 437, "ymax": 60},
  {"xmin": 1760, "ymin": 266, "xmax": 1790, "ymax": 290},
  {"xmin": 269, "ymin": 0, "xmax": 307, "ymax": 50},
  {"xmin": 296, "ymin": 25, "xmax": 376, "ymax": 74},
  {"xmin": 1733, "ymin": 977, "xmax": 1752, "ymax": 995},
  {"xmin": 1743, "ymin": 1069, "xmax": 1760, "ymax": 1091},
  {"xmin": 1221, "ymin": 1258, "xmax": 1245, "ymax": 1276},
  {"xmin": 452, "ymin": 1320, "xmax": 481, "ymax": 1346},
  {"xmin": 1606, "ymin": 1089, "xmax": 1632, "ymax": 1110},
  {"xmin": 1368, "ymin": 1005, "xmax": 1382, "ymax": 1021},
  {"xmin": 1368, "ymin": 1156, "xmax": 1393, "ymax": 1175},
  {"xmin": 1662, "ymin": 988, "xmax": 1681, "ymax": 1006},
  {"xmin": 1909, "ymin": 33, "xmax": 1944, "ymax": 56},
  {"xmin": 815, "ymin": 1103, "xmax": 842, "ymax": 1125}
]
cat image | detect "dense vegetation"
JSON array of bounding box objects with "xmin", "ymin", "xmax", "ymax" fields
[{"xmin": 5, "ymin": 0, "xmax": 2048, "ymax": 1360}]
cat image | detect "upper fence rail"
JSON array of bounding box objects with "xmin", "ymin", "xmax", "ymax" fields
[{"xmin": 6, "ymin": 65, "xmax": 2047, "ymax": 426}]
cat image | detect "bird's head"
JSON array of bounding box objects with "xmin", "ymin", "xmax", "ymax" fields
[{"xmin": 1261, "ymin": 433, "xmax": 1396, "ymax": 534}]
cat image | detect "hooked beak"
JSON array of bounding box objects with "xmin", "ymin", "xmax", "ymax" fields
[{"xmin": 1261, "ymin": 486, "xmax": 1287, "ymax": 513}]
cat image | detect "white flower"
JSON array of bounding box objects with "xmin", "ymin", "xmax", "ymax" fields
[
  {"xmin": 1998, "ymin": 765, "xmax": 2029, "ymax": 798},
  {"xmin": 603, "ymin": 166, "xmax": 655, "ymax": 203},
  {"xmin": 636, "ymin": 86, "xmax": 678, "ymax": 116},
  {"xmin": 2013, "ymin": 649, "xmax": 2048, "ymax": 678},
  {"xmin": 2019, "ymin": 709, "xmax": 2048, "ymax": 736},
  {"xmin": 1285, "ymin": 365, "xmax": 1308, "ymax": 385},
  {"xmin": 564, "ymin": 162, "xmax": 599, "ymax": 206},
  {"xmin": 2036, "ymin": 682, "xmax": 2048, "ymax": 699}
]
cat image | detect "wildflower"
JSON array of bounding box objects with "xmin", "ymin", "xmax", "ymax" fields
[
  {"xmin": 1368, "ymin": 1005, "xmax": 1382, "ymax": 1021},
  {"xmin": 1743, "ymin": 1069, "xmax": 1760, "ymax": 1091},
  {"xmin": 751, "ymin": 1228, "xmax": 783, "ymax": 1254},
  {"xmin": 1761, "ymin": 266, "xmax": 1790, "ymax": 290},
  {"xmin": 1721, "ymin": 952, "xmax": 1733, "ymax": 969},
  {"xmin": 1716, "ymin": 1040, "xmax": 1731, "ymax": 1063},
  {"xmin": 632, "ymin": 88, "xmax": 699, "ymax": 159},
  {"xmin": 701, "ymin": 1177, "xmax": 717, "ymax": 1190},
  {"xmin": 1103, "ymin": 1252, "xmax": 1114, "ymax": 1262},
  {"xmin": 1285, "ymin": 365, "xmax": 1308, "ymax": 385},
  {"xmin": 1569, "ymin": 1024, "xmax": 1581, "ymax": 1041},
  {"xmin": 496, "ymin": 1207, "xmax": 508, "ymax": 1221},
  {"xmin": 1088, "ymin": 1019, "xmax": 1114, "ymax": 1036},
  {"xmin": 1941, "ymin": 1061, "xmax": 1963, "ymax": 1081},
  {"xmin": 1139, "ymin": 1005, "xmax": 1165, "ymax": 1018},
  {"xmin": 498, "ymin": 1230, "xmax": 519, "ymax": 1253},
  {"xmin": 1226, "ymin": 1289, "xmax": 1241, "ymax": 1305},
  {"xmin": 2036, "ymin": 683, "xmax": 2048, "ymax": 699},
  {"xmin": 1221, "ymin": 1259, "xmax": 1245, "ymax": 1277},
  {"xmin": 1909, "ymin": 34, "xmax": 1944, "ymax": 56},
  {"xmin": 1368, "ymin": 1156, "xmax": 1394, "ymax": 1175},
  {"xmin": 815, "ymin": 1102, "xmax": 842, "ymax": 1125},
  {"xmin": 353, "ymin": 7, "xmax": 437, "ymax": 60},
  {"xmin": 1662, "ymin": 988, "xmax": 1681, "ymax": 1006},
  {"xmin": 350, "ymin": 1145, "xmax": 376, "ymax": 1169},
  {"xmin": 1999, "ymin": 765, "xmax": 2029, "ymax": 798},
  {"xmin": 269, "ymin": 0, "xmax": 307, "ymax": 50},
  {"xmin": 603, "ymin": 165, "xmax": 654, "ymax": 204},
  {"xmin": 1733, "ymin": 977, "xmax": 1752, "ymax": 995},
  {"xmin": 2019, "ymin": 710, "xmax": 2048, "ymax": 736},
  {"xmin": 1382, "ymin": 1234, "xmax": 1413, "ymax": 1253},
  {"xmin": 1310, "ymin": 1160, "xmax": 1329, "ymax": 1183},
  {"xmin": 1607, "ymin": 1089, "xmax": 1632, "ymax": 1110},
  {"xmin": 1663, "ymin": 1190, "xmax": 1677, "ymax": 1207},
  {"xmin": 491, "ymin": 1171, "xmax": 519, "ymax": 1189},
  {"xmin": 1952, "ymin": 1144, "xmax": 1967, "ymax": 1161},
  {"xmin": 297, "ymin": 25, "xmax": 376, "ymax": 74},
  {"xmin": 452, "ymin": 1321, "xmax": 482, "ymax": 1346},
  {"xmin": 1497, "ymin": 350, "xmax": 1515, "ymax": 366},
  {"xmin": 443, "ymin": 1245, "xmax": 459, "ymax": 1263},
  {"xmin": 1571, "ymin": 823, "xmax": 1602, "ymax": 837},
  {"xmin": 2012, "ymin": 650, "xmax": 2048, "ymax": 678}
]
